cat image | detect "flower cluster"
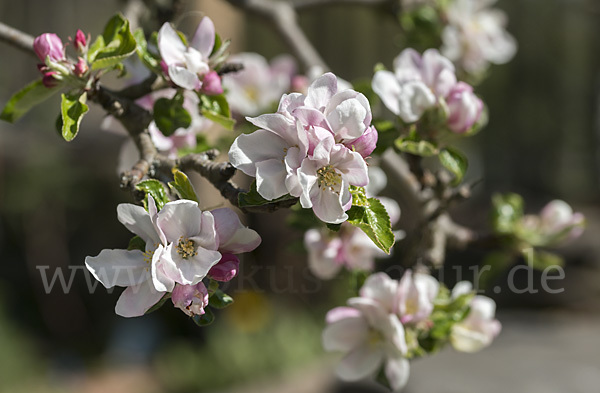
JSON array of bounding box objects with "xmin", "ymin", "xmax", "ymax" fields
[
  {"xmin": 323, "ymin": 272, "xmax": 501, "ymax": 390},
  {"xmin": 372, "ymin": 48, "xmax": 483, "ymax": 134},
  {"xmin": 517, "ymin": 199, "xmax": 585, "ymax": 247},
  {"xmin": 229, "ymin": 73, "xmax": 377, "ymax": 224},
  {"xmin": 223, "ymin": 52, "xmax": 297, "ymax": 117},
  {"xmin": 442, "ymin": 0, "xmax": 517, "ymax": 75},
  {"xmin": 33, "ymin": 30, "xmax": 90, "ymax": 88},
  {"xmin": 85, "ymin": 197, "xmax": 260, "ymax": 317},
  {"xmin": 157, "ymin": 17, "xmax": 223, "ymax": 95}
]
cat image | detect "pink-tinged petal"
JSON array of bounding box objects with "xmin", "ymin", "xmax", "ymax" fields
[
  {"xmin": 305, "ymin": 229, "xmax": 343, "ymax": 279},
  {"xmin": 305, "ymin": 72, "xmax": 338, "ymax": 110},
  {"xmin": 211, "ymin": 208, "xmax": 238, "ymax": 246},
  {"xmin": 347, "ymin": 297, "xmax": 390, "ymax": 328},
  {"xmin": 117, "ymin": 203, "xmax": 161, "ymax": 245},
  {"xmin": 298, "ymin": 159, "xmax": 319, "ymax": 208},
  {"xmin": 172, "ymin": 282, "xmax": 209, "ymax": 316},
  {"xmin": 220, "ymin": 226, "xmax": 261, "ymax": 254},
  {"xmin": 284, "ymin": 146, "xmax": 304, "ymax": 197},
  {"xmin": 245, "ymin": 113, "xmax": 298, "ymax": 144},
  {"xmin": 336, "ymin": 343, "xmax": 384, "ymax": 382},
  {"xmin": 157, "ymin": 23, "xmax": 186, "ymax": 65},
  {"xmin": 325, "ymin": 306, "xmax": 363, "ymax": 324},
  {"xmin": 228, "ymin": 129, "xmax": 288, "ymax": 176},
  {"xmin": 372, "ymin": 70, "xmax": 402, "ymax": 116},
  {"xmin": 256, "ymin": 158, "xmax": 289, "ymax": 200},
  {"xmin": 345, "ymin": 125, "xmax": 377, "ymax": 158},
  {"xmin": 201, "ymin": 71, "xmax": 223, "ymax": 95},
  {"xmin": 168, "ymin": 65, "xmax": 201, "ymax": 90},
  {"xmin": 326, "ymin": 97, "xmax": 367, "ymax": 140},
  {"xmin": 312, "ymin": 187, "xmax": 348, "ymax": 224},
  {"xmin": 149, "ymin": 122, "xmax": 175, "ymax": 152},
  {"xmin": 293, "ymin": 106, "xmax": 330, "ymax": 129},
  {"xmin": 278, "ymin": 92, "xmax": 305, "ymax": 115},
  {"xmin": 305, "ymin": 125, "xmax": 335, "ymax": 157},
  {"xmin": 211, "ymin": 208, "xmax": 261, "ymax": 254},
  {"xmin": 190, "ymin": 17, "xmax": 215, "ymax": 58},
  {"xmin": 360, "ymin": 272, "xmax": 398, "ymax": 313},
  {"xmin": 156, "ymin": 200, "xmax": 203, "ymax": 242},
  {"xmin": 33, "ymin": 33, "xmax": 65, "ymax": 62},
  {"xmin": 196, "ymin": 211, "xmax": 219, "ymax": 250},
  {"xmin": 331, "ymin": 145, "xmax": 369, "ymax": 187},
  {"xmin": 169, "ymin": 246, "xmax": 222, "ymax": 285},
  {"xmin": 151, "ymin": 245, "xmax": 179, "ymax": 292},
  {"xmin": 85, "ymin": 249, "xmax": 150, "ymax": 288},
  {"xmin": 322, "ymin": 313, "xmax": 369, "ymax": 352},
  {"xmin": 384, "ymin": 356, "xmax": 410, "ymax": 392},
  {"xmin": 208, "ymin": 253, "xmax": 240, "ymax": 282},
  {"xmin": 421, "ymin": 49, "xmax": 456, "ymax": 97},
  {"xmin": 393, "ymin": 48, "xmax": 422, "ymax": 79},
  {"xmin": 115, "ymin": 279, "xmax": 165, "ymax": 318}
]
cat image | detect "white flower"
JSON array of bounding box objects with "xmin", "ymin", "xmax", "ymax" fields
[
  {"xmin": 518, "ymin": 200, "xmax": 585, "ymax": 246},
  {"xmin": 450, "ymin": 281, "xmax": 501, "ymax": 352},
  {"xmin": 397, "ymin": 270, "xmax": 439, "ymax": 324}
]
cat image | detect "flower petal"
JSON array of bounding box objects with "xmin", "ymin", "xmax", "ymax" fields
[
  {"xmin": 384, "ymin": 356, "xmax": 410, "ymax": 392},
  {"xmin": 168, "ymin": 65, "xmax": 201, "ymax": 90},
  {"xmin": 115, "ymin": 279, "xmax": 166, "ymax": 317},
  {"xmin": 228, "ymin": 129, "xmax": 288, "ymax": 176},
  {"xmin": 360, "ymin": 272, "xmax": 398, "ymax": 313},
  {"xmin": 157, "ymin": 23, "xmax": 186, "ymax": 65},
  {"xmin": 190, "ymin": 17, "xmax": 215, "ymax": 58},
  {"xmin": 322, "ymin": 313, "xmax": 369, "ymax": 352},
  {"xmin": 255, "ymin": 158, "xmax": 288, "ymax": 200},
  {"xmin": 336, "ymin": 343, "xmax": 384, "ymax": 382},
  {"xmin": 117, "ymin": 203, "xmax": 161, "ymax": 245},
  {"xmin": 85, "ymin": 249, "xmax": 150, "ymax": 288},
  {"xmin": 156, "ymin": 199, "xmax": 203, "ymax": 242},
  {"xmin": 305, "ymin": 72, "xmax": 338, "ymax": 110},
  {"xmin": 372, "ymin": 70, "xmax": 402, "ymax": 116}
]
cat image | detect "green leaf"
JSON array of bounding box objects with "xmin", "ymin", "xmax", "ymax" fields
[
  {"xmin": 238, "ymin": 181, "xmax": 297, "ymax": 208},
  {"xmin": 200, "ymin": 93, "xmax": 235, "ymax": 130},
  {"xmin": 91, "ymin": 14, "xmax": 137, "ymax": 70},
  {"xmin": 524, "ymin": 249, "xmax": 564, "ymax": 271},
  {"xmin": 153, "ymin": 94, "xmax": 192, "ymax": 136},
  {"xmin": 347, "ymin": 197, "xmax": 395, "ymax": 254},
  {"xmin": 60, "ymin": 92, "xmax": 89, "ymax": 141},
  {"xmin": 168, "ymin": 169, "xmax": 199, "ymax": 202},
  {"xmin": 127, "ymin": 235, "xmax": 146, "ymax": 252},
  {"xmin": 192, "ymin": 308, "xmax": 215, "ymax": 326},
  {"xmin": 87, "ymin": 36, "xmax": 105, "ymax": 63},
  {"xmin": 326, "ymin": 223, "xmax": 342, "ymax": 232},
  {"xmin": 209, "ymin": 290, "xmax": 234, "ymax": 309},
  {"xmin": 439, "ymin": 147, "xmax": 468, "ymax": 185},
  {"xmin": 133, "ymin": 28, "xmax": 159, "ymax": 71},
  {"xmin": 135, "ymin": 179, "xmax": 170, "ymax": 210},
  {"xmin": 1, "ymin": 80, "xmax": 61, "ymax": 123},
  {"xmin": 145, "ymin": 293, "xmax": 171, "ymax": 314},
  {"xmin": 395, "ymin": 138, "xmax": 438, "ymax": 157},
  {"xmin": 491, "ymin": 193, "xmax": 524, "ymax": 235}
]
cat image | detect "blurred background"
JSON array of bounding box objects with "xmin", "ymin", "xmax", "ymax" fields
[{"xmin": 0, "ymin": 0, "xmax": 599, "ymax": 392}]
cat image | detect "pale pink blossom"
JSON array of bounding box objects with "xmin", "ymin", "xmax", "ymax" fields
[
  {"xmin": 446, "ymin": 82, "xmax": 483, "ymax": 133},
  {"xmin": 157, "ymin": 18, "xmax": 217, "ymax": 91},
  {"xmin": 171, "ymin": 282, "xmax": 209, "ymax": 317},
  {"xmin": 396, "ymin": 270, "xmax": 439, "ymax": 324},
  {"xmin": 519, "ymin": 200, "xmax": 585, "ymax": 246},
  {"xmin": 33, "ymin": 33, "xmax": 65, "ymax": 63},
  {"xmin": 450, "ymin": 281, "xmax": 501, "ymax": 352}
]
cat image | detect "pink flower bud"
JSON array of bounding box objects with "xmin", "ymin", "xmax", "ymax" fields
[
  {"xmin": 345, "ymin": 126, "xmax": 378, "ymax": 158},
  {"xmin": 42, "ymin": 71, "xmax": 59, "ymax": 88},
  {"xmin": 201, "ymin": 71, "xmax": 224, "ymax": 95},
  {"xmin": 171, "ymin": 282, "xmax": 209, "ymax": 317},
  {"xmin": 73, "ymin": 57, "xmax": 88, "ymax": 77},
  {"xmin": 291, "ymin": 75, "xmax": 309, "ymax": 94},
  {"xmin": 160, "ymin": 60, "xmax": 169, "ymax": 76},
  {"xmin": 74, "ymin": 29, "xmax": 87, "ymax": 52},
  {"xmin": 207, "ymin": 253, "xmax": 240, "ymax": 282},
  {"xmin": 446, "ymin": 82, "xmax": 483, "ymax": 134},
  {"xmin": 33, "ymin": 33, "xmax": 65, "ymax": 63}
]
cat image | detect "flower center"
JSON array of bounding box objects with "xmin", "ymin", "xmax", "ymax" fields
[
  {"xmin": 176, "ymin": 237, "xmax": 197, "ymax": 259},
  {"xmin": 317, "ymin": 165, "xmax": 342, "ymax": 191},
  {"xmin": 367, "ymin": 328, "xmax": 384, "ymax": 348}
]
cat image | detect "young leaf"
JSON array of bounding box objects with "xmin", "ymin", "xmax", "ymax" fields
[
  {"xmin": 238, "ymin": 181, "xmax": 297, "ymax": 208},
  {"xmin": 133, "ymin": 28, "xmax": 159, "ymax": 71},
  {"xmin": 127, "ymin": 235, "xmax": 146, "ymax": 252},
  {"xmin": 168, "ymin": 169, "xmax": 199, "ymax": 202},
  {"xmin": 395, "ymin": 138, "xmax": 438, "ymax": 157},
  {"xmin": 135, "ymin": 179, "xmax": 170, "ymax": 210},
  {"xmin": 347, "ymin": 197, "xmax": 395, "ymax": 254},
  {"xmin": 91, "ymin": 14, "xmax": 137, "ymax": 70},
  {"xmin": 60, "ymin": 92, "xmax": 89, "ymax": 141},
  {"xmin": 1, "ymin": 80, "xmax": 60, "ymax": 123},
  {"xmin": 153, "ymin": 94, "xmax": 192, "ymax": 136},
  {"xmin": 209, "ymin": 290, "xmax": 234, "ymax": 309},
  {"xmin": 199, "ymin": 93, "xmax": 235, "ymax": 130},
  {"xmin": 439, "ymin": 147, "xmax": 468, "ymax": 185},
  {"xmin": 491, "ymin": 193, "xmax": 524, "ymax": 235},
  {"xmin": 192, "ymin": 308, "xmax": 215, "ymax": 326}
]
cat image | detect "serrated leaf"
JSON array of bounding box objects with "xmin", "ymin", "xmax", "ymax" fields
[
  {"xmin": 192, "ymin": 308, "xmax": 215, "ymax": 326},
  {"xmin": 145, "ymin": 293, "xmax": 171, "ymax": 314},
  {"xmin": 395, "ymin": 138, "xmax": 438, "ymax": 157},
  {"xmin": 135, "ymin": 179, "xmax": 170, "ymax": 210},
  {"xmin": 439, "ymin": 147, "xmax": 468, "ymax": 185},
  {"xmin": 127, "ymin": 235, "xmax": 146, "ymax": 252},
  {"xmin": 209, "ymin": 289, "xmax": 234, "ymax": 309},
  {"xmin": 133, "ymin": 28, "xmax": 159, "ymax": 71},
  {"xmin": 153, "ymin": 94, "xmax": 192, "ymax": 136},
  {"xmin": 238, "ymin": 181, "xmax": 297, "ymax": 208},
  {"xmin": 168, "ymin": 169, "xmax": 199, "ymax": 202},
  {"xmin": 347, "ymin": 197, "xmax": 395, "ymax": 254},
  {"xmin": 91, "ymin": 14, "xmax": 137, "ymax": 70},
  {"xmin": 1, "ymin": 80, "xmax": 60, "ymax": 123},
  {"xmin": 60, "ymin": 92, "xmax": 89, "ymax": 141}
]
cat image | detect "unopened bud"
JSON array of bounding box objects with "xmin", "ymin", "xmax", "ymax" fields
[
  {"xmin": 74, "ymin": 29, "xmax": 87, "ymax": 52},
  {"xmin": 73, "ymin": 57, "xmax": 89, "ymax": 77},
  {"xmin": 33, "ymin": 33, "xmax": 65, "ymax": 63}
]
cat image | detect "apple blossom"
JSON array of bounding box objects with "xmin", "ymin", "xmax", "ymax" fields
[
  {"xmin": 323, "ymin": 297, "xmax": 409, "ymax": 391},
  {"xmin": 445, "ymin": 81, "xmax": 483, "ymax": 133},
  {"xmin": 450, "ymin": 281, "xmax": 501, "ymax": 353},
  {"xmin": 396, "ymin": 269, "xmax": 439, "ymax": 325},
  {"xmin": 223, "ymin": 52, "xmax": 296, "ymax": 116},
  {"xmin": 372, "ymin": 71, "xmax": 435, "ymax": 123},
  {"xmin": 33, "ymin": 33, "xmax": 65, "ymax": 63},
  {"xmin": 442, "ymin": 0, "xmax": 517, "ymax": 74},
  {"xmin": 171, "ymin": 282, "xmax": 209, "ymax": 317},
  {"xmin": 518, "ymin": 200, "xmax": 585, "ymax": 246},
  {"xmin": 157, "ymin": 17, "xmax": 218, "ymax": 91}
]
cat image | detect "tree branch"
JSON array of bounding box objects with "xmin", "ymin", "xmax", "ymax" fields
[
  {"xmin": 0, "ymin": 21, "xmax": 36, "ymax": 58},
  {"xmin": 224, "ymin": 0, "xmax": 328, "ymax": 71}
]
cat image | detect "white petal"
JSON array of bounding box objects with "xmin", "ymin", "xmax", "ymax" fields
[
  {"xmin": 157, "ymin": 23, "xmax": 186, "ymax": 65},
  {"xmin": 306, "ymin": 72, "xmax": 338, "ymax": 110},
  {"xmin": 360, "ymin": 272, "xmax": 398, "ymax": 313},
  {"xmin": 212, "ymin": 208, "xmax": 261, "ymax": 254},
  {"xmin": 372, "ymin": 70, "xmax": 402, "ymax": 116},
  {"xmin": 384, "ymin": 356, "xmax": 410, "ymax": 392},
  {"xmin": 190, "ymin": 17, "xmax": 215, "ymax": 58},
  {"xmin": 336, "ymin": 344, "xmax": 384, "ymax": 382},
  {"xmin": 245, "ymin": 113, "xmax": 297, "ymax": 144},
  {"xmin": 326, "ymin": 98, "xmax": 367, "ymax": 141},
  {"xmin": 157, "ymin": 199, "xmax": 202, "ymax": 242},
  {"xmin": 228, "ymin": 130, "xmax": 288, "ymax": 176},
  {"xmin": 115, "ymin": 279, "xmax": 165, "ymax": 318},
  {"xmin": 117, "ymin": 203, "xmax": 161, "ymax": 245},
  {"xmin": 168, "ymin": 65, "xmax": 201, "ymax": 90},
  {"xmin": 85, "ymin": 249, "xmax": 150, "ymax": 288},
  {"xmin": 255, "ymin": 158, "xmax": 288, "ymax": 200},
  {"xmin": 312, "ymin": 187, "xmax": 348, "ymax": 224},
  {"xmin": 322, "ymin": 314, "xmax": 369, "ymax": 352},
  {"xmin": 330, "ymin": 146, "xmax": 369, "ymax": 187},
  {"xmin": 169, "ymin": 246, "xmax": 222, "ymax": 285}
]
